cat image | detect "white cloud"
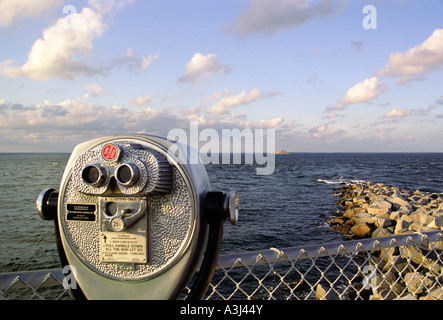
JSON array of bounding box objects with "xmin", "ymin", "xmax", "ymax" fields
[
  {"xmin": 0, "ymin": 95, "xmax": 287, "ymax": 151},
  {"xmin": 0, "ymin": 0, "xmax": 142, "ymax": 81},
  {"xmin": 374, "ymin": 126, "xmax": 394, "ymax": 141},
  {"xmin": 230, "ymin": 0, "xmax": 346, "ymax": 36},
  {"xmin": 384, "ymin": 108, "xmax": 411, "ymax": 119},
  {"xmin": 304, "ymin": 122, "xmax": 348, "ymax": 145},
  {"xmin": 0, "ymin": 0, "xmax": 62, "ymax": 27},
  {"xmin": 244, "ymin": 117, "xmax": 284, "ymax": 129},
  {"xmin": 323, "ymin": 112, "xmax": 344, "ymax": 120},
  {"xmin": 178, "ymin": 53, "xmax": 231, "ymax": 86},
  {"xmin": 85, "ymin": 83, "xmax": 102, "ymax": 94},
  {"xmin": 129, "ymin": 94, "xmax": 153, "ymax": 107},
  {"xmin": 308, "ymin": 123, "xmax": 327, "ymax": 139},
  {"xmin": 207, "ymin": 89, "xmax": 277, "ymax": 115},
  {"xmin": 178, "ymin": 107, "xmax": 214, "ymax": 127},
  {"xmin": 110, "ymin": 49, "xmax": 159, "ymax": 72},
  {"xmin": 0, "ymin": 99, "xmax": 177, "ymax": 140},
  {"xmin": 1, "ymin": 7, "xmax": 107, "ymax": 80},
  {"xmin": 340, "ymin": 77, "xmax": 385, "ymax": 106},
  {"xmin": 83, "ymin": 83, "xmax": 103, "ymax": 99},
  {"xmin": 327, "ymin": 76, "xmax": 385, "ymax": 111},
  {"xmin": 140, "ymin": 55, "xmax": 158, "ymax": 70},
  {"xmin": 378, "ymin": 28, "xmax": 443, "ymax": 83},
  {"xmin": 382, "ymin": 105, "xmax": 435, "ymax": 122}
]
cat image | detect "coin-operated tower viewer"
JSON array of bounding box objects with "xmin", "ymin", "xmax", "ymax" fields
[{"xmin": 37, "ymin": 134, "xmax": 238, "ymax": 300}]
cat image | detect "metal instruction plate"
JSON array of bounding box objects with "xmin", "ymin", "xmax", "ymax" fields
[
  {"xmin": 98, "ymin": 196, "xmax": 150, "ymax": 264},
  {"xmin": 99, "ymin": 231, "xmax": 147, "ymax": 263},
  {"xmin": 66, "ymin": 204, "xmax": 96, "ymax": 222}
]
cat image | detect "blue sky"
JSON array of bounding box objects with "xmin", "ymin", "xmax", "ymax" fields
[{"xmin": 0, "ymin": 0, "xmax": 442, "ymax": 152}]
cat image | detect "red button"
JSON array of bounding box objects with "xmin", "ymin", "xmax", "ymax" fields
[{"xmin": 102, "ymin": 144, "xmax": 119, "ymax": 161}]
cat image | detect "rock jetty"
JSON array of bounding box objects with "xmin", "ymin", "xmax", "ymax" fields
[
  {"xmin": 330, "ymin": 182, "xmax": 443, "ymax": 239},
  {"xmin": 326, "ymin": 181, "xmax": 443, "ymax": 300}
]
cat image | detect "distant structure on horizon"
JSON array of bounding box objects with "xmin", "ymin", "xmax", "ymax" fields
[{"xmin": 274, "ymin": 150, "xmax": 292, "ymax": 155}]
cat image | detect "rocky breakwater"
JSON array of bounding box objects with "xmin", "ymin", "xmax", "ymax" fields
[
  {"xmin": 330, "ymin": 182, "xmax": 443, "ymax": 239},
  {"xmin": 327, "ymin": 182, "xmax": 443, "ymax": 300}
]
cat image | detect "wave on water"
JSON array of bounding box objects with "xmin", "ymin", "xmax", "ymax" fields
[{"xmin": 317, "ymin": 178, "xmax": 371, "ymax": 186}]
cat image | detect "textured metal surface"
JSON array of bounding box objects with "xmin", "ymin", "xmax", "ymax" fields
[
  {"xmin": 61, "ymin": 140, "xmax": 194, "ymax": 280},
  {"xmin": 72, "ymin": 143, "xmax": 172, "ymax": 195}
]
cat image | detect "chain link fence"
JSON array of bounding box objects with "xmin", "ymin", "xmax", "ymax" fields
[{"xmin": 1, "ymin": 231, "xmax": 442, "ymax": 300}]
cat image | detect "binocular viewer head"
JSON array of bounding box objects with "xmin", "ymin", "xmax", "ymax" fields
[{"xmin": 37, "ymin": 134, "xmax": 238, "ymax": 300}]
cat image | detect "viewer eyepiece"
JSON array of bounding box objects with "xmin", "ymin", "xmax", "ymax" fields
[
  {"xmin": 81, "ymin": 163, "xmax": 107, "ymax": 187},
  {"xmin": 115, "ymin": 162, "xmax": 141, "ymax": 186}
]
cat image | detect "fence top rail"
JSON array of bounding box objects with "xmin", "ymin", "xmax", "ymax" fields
[
  {"xmin": 216, "ymin": 230, "xmax": 443, "ymax": 269},
  {"xmin": 0, "ymin": 269, "xmax": 65, "ymax": 291}
]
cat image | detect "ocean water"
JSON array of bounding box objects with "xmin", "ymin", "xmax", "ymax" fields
[{"xmin": 1, "ymin": 152, "xmax": 443, "ymax": 274}]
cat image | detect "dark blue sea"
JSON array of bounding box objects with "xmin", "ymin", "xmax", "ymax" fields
[{"xmin": 1, "ymin": 152, "xmax": 443, "ymax": 273}]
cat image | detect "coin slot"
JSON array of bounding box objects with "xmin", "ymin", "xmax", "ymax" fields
[{"xmin": 105, "ymin": 202, "xmax": 118, "ymax": 217}]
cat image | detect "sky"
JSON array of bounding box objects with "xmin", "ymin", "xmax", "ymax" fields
[{"xmin": 0, "ymin": 0, "xmax": 443, "ymax": 153}]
